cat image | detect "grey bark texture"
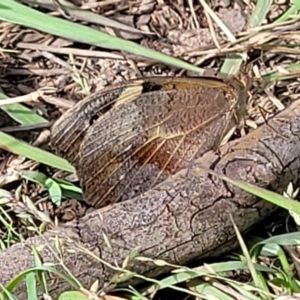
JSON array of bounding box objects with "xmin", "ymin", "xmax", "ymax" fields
[{"xmin": 1, "ymin": 100, "xmax": 300, "ymax": 299}]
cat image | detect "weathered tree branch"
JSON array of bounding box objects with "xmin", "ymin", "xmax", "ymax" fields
[{"xmin": 1, "ymin": 100, "xmax": 300, "ymax": 298}]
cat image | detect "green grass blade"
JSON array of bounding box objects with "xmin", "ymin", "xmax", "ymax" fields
[
  {"xmin": 58, "ymin": 291, "xmax": 89, "ymax": 300},
  {"xmin": 275, "ymin": 0, "xmax": 300, "ymax": 23},
  {"xmin": 0, "ymin": 0, "xmax": 204, "ymax": 74},
  {"xmin": 21, "ymin": 170, "xmax": 48, "ymax": 186},
  {"xmin": 206, "ymin": 169, "xmax": 300, "ymax": 215},
  {"xmin": 227, "ymin": 180, "xmax": 300, "ymax": 215},
  {"xmin": 247, "ymin": 0, "xmax": 273, "ymax": 28},
  {"xmin": 255, "ymin": 232, "xmax": 300, "ymax": 247},
  {"xmin": 4, "ymin": 266, "xmax": 81, "ymax": 293},
  {"xmin": 32, "ymin": 248, "xmax": 48, "ymax": 295},
  {"xmin": 230, "ymin": 215, "xmax": 267, "ymax": 296},
  {"xmin": 0, "ymin": 131, "xmax": 75, "ymax": 173},
  {"xmin": 190, "ymin": 280, "xmax": 233, "ymax": 300},
  {"xmin": 262, "ymin": 62, "xmax": 300, "ymax": 82},
  {"xmin": 219, "ymin": 54, "xmax": 244, "ymax": 77},
  {"xmin": 0, "ymin": 89, "xmax": 47, "ymax": 125},
  {"xmin": 158, "ymin": 261, "xmax": 275, "ymax": 288},
  {"xmin": 25, "ymin": 272, "xmax": 38, "ymax": 300},
  {"xmin": 0, "ymin": 285, "xmax": 18, "ymax": 300},
  {"xmin": 24, "ymin": 0, "xmax": 150, "ymax": 36}
]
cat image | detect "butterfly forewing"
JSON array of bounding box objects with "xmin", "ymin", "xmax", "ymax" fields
[
  {"xmin": 77, "ymin": 78, "xmax": 242, "ymax": 208},
  {"xmin": 50, "ymin": 82, "xmax": 146, "ymax": 167}
]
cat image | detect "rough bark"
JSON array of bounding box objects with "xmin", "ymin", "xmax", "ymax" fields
[{"xmin": 2, "ymin": 100, "xmax": 300, "ymax": 299}]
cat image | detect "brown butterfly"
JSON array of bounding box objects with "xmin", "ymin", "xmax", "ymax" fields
[{"xmin": 51, "ymin": 76, "xmax": 247, "ymax": 208}]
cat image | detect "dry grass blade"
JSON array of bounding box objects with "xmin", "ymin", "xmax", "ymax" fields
[
  {"xmin": 23, "ymin": 0, "xmax": 153, "ymax": 36},
  {"xmin": 0, "ymin": 88, "xmax": 56, "ymax": 107},
  {"xmin": 220, "ymin": 0, "xmax": 273, "ymax": 76},
  {"xmin": 229, "ymin": 215, "xmax": 266, "ymax": 296},
  {"xmin": 198, "ymin": 0, "xmax": 236, "ymax": 43}
]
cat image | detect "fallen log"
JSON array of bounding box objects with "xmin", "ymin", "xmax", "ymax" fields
[{"xmin": 1, "ymin": 100, "xmax": 300, "ymax": 298}]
